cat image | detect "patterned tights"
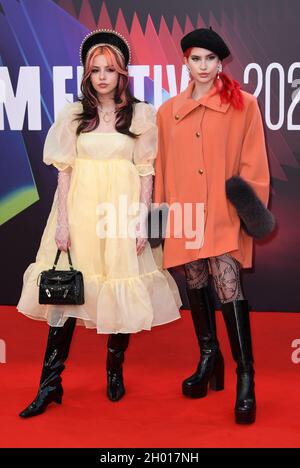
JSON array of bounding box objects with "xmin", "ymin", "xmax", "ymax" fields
[{"xmin": 183, "ymin": 254, "xmax": 244, "ymax": 304}]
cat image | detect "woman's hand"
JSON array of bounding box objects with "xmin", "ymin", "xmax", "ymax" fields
[{"xmin": 55, "ymin": 222, "xmax": 71, "ymax": 252}]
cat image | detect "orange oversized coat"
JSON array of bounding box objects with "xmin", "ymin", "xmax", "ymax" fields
[{"xmin": 153, "ymin": 80, "xmax": 270, "ymax": 270}]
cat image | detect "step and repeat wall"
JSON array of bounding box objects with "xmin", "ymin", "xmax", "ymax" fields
[{"xmin": 0, "ymin": 0, "xmax": 299, "ymax": 311}]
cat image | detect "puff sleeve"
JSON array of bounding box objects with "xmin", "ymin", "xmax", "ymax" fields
[
  {"xmin": 43, "ymin": 101, "xmax": 82, "ymax": 171},
  {"xmin": 130, "ymin": 102, "xmax": 158, "ymax": 176}
]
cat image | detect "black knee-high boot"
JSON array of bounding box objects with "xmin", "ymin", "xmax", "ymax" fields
[
  {"xmin": 182, "ymin": 287, "xmax": 224, "ymax": 398},
  {"xmin": 221, "ymin": 300, "xmax": 256, "ymax": 424},
  {"xmin": 19, "ymin": 317, "xmax": 77, "ymax": 418},
  {"xmin": 106, "ymin": 333, "xmax": 130, "ymax": 402}
]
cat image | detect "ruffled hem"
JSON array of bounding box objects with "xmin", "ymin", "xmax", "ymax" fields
[{"xmin": 17, "ymin": 260, "xmax": 182, "ymax": 334}]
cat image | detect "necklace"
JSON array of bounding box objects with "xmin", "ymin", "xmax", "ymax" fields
[{"xmin": 99, "ymin": 106, "xmax": 116, "ymax": 123}]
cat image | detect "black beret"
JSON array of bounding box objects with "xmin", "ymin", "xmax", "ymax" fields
[
  {"xmin": 181, "ymin": 27, "xmax": 230, "ymax": 60},
  {"xmin": 80, "ymin": 29, "xmax": 131, "ymax": 67}
]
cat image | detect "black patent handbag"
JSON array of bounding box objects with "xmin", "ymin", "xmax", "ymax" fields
[{"xmin": 37, "ymin": 249, "xmax": 84, "ymax": 305}]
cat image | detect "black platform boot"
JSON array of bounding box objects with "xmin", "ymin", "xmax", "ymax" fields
[
  {"xmin": 106, "ymin": 333, "xmax": 130, "ymax": 402},
  {"xmin": 221, "ymin": 300, "xmax": 256, "ymax": 424},
  {"xmin": 182, "ymin": 287, "xmax": 224, "ymax": 398},
  {"xmin": 19, "ymin": 317, "xmax": 77, "ymax": 418}
]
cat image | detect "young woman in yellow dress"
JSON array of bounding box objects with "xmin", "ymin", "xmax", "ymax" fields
[{"xmin": 17, "ymin": 30, "xmax": 182, "ymax": 418}]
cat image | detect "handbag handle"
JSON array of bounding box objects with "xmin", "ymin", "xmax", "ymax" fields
[{"xmin": 52, "ymin": 249, "xmax": 74, "ymax": 271}]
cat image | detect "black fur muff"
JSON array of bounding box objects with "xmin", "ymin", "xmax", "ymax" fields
[
  {"xmin": 226, "ymin": 176, "xmax": 275, "ymax": 239},
  {"xmin": 147, "ymin": 203, "xmax": 169, "ymax": 248}
]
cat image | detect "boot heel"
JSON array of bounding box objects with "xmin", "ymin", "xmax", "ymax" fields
[
  {"xmin": 53, "ymin": 385, "xmax": 63, "ymax": 404},
  {"xmin": 209, "ymin": 355, "xmax": 225, "ymax": 391},
  {"xmin": 53, "ymin": 394, "xmax": 62, "ymax": 404},
  {"xmin": 209, "ymin": 373, "xmax": 224, "ymax": 391}
]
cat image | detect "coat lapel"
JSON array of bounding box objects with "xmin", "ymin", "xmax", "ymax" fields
[{"xmin": 172, "ymin": 81, "xmax": 230, "ymax": 123}]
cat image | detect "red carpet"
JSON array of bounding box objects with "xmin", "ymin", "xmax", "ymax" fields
[{"xmin": 0, "ymin": 305, "xmax": 300, "ymax": 448}]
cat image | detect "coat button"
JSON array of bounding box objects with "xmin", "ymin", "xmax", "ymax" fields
[
  {"xmin": 196, "ymin": 132, "xmax": 201, "ymax": 138},
  {"xmin": 175, "ymin": 114, "xmax": 180, "ymax": 120},
  {"xmin": 198, "ymin": 169, "xmax": 204, "ymax": 175}
]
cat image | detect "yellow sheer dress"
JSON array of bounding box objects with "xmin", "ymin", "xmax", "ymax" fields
[{"xmin": 17, "ymin": 101, "xmax": 182, "ymax": 333}]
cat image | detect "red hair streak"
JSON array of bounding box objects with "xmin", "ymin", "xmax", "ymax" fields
[{"xmin": 184, "ymin": 48, "xmax": 244, "ymax": 111}]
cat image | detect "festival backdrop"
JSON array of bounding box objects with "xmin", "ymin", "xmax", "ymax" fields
[{"xmin": 0, "ymin": 0, "xmax": 299, "ymax": 311}]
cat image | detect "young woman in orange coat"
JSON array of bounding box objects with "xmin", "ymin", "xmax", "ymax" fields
[{"xmin": 153, "ymin": 27, "xmax": 274, "ymax": 424}]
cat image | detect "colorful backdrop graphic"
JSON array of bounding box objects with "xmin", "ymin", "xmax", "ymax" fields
[{"xmin": 0, "ymin": 0, "xmax": 299, "ymax": 311}]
